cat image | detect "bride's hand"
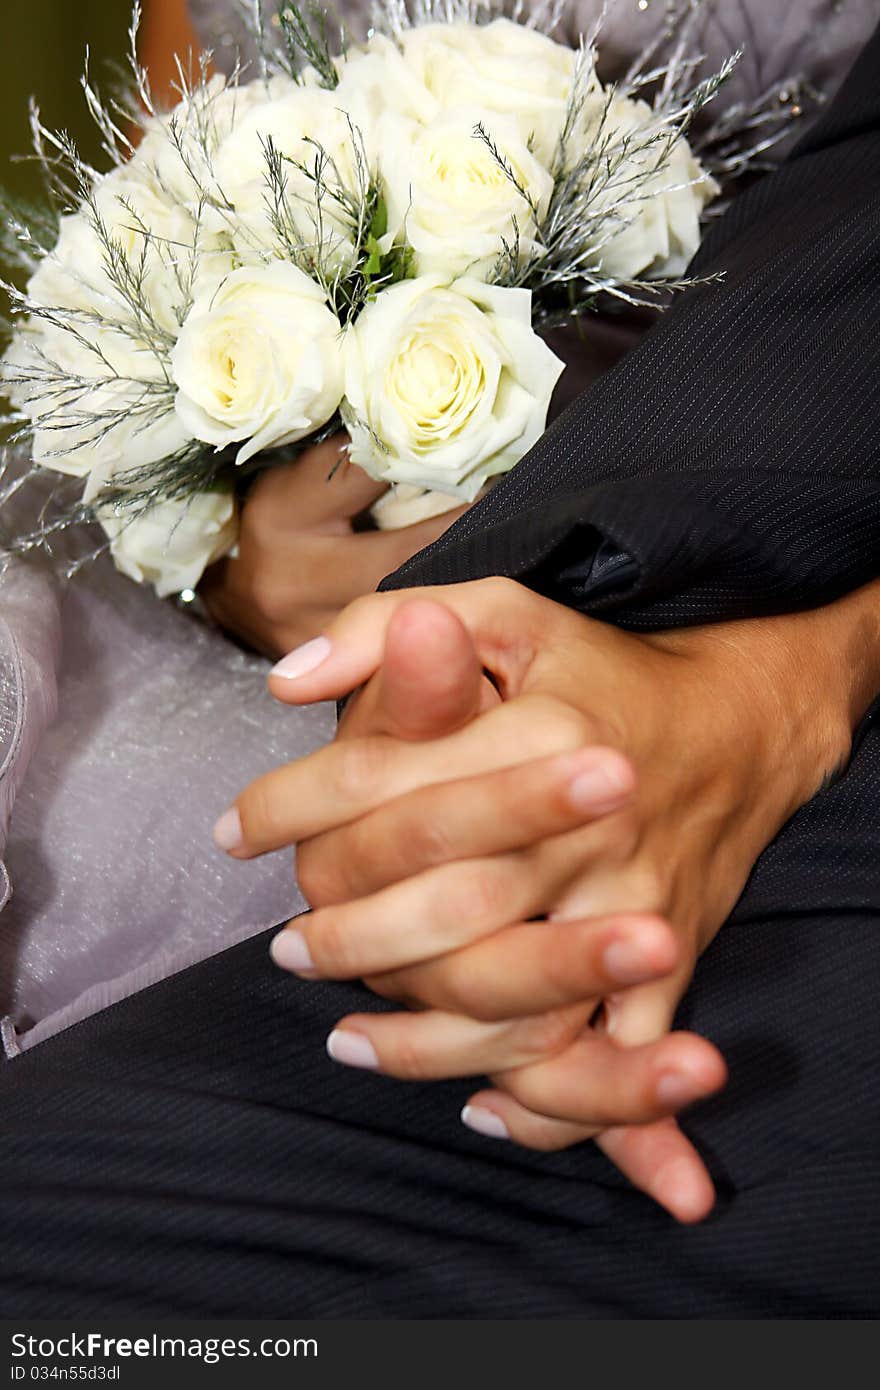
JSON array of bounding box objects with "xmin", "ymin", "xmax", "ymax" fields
[{"xmin": 199, "ymin": 434, "xmax": 465, "ymax": 657}]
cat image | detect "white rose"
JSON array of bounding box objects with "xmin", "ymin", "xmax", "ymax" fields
[
  {"xmin": 24, "ymin": 163, "xmax": 197, "ymax": 335},
  {"xmin": 1, "ymin": 202, "xmax": 191, "ymax": 478},
  {"xmin": 342, "ymin": 274, "xmax": 564, "ymax": 501},
  {"xmin": 21, "ymin": 138, "xmax": 239, "ymax": 337},
  {"xmin": 2, "ymin": 319, "xmax": 185, "ymax": 478},
  {"xmin": 88, "ymin": 406, "xmax": 192, "ymax": 483},
  {"xmin": 171, "ymin": 261, "xmax": 344, "ymax": 466},
  {"xmin": 85, "ymin": 460, "xmax": 237, "ymax": 597},
  {"xmin": 208, "ymin": 87, "xmax": 364, "ymax": 271},
  {"xmin": 34, "ymin": 161, "xmax": 225, "ymax": 328},
  {"xmin": 335, "ymin": 33, "xmax": 438, "ymax": 128},
  {"xmin": 136, "ymin": 73, "xmax": 298, "ymax": 204},
  {"xmin": 92, "ymin": 162, "xmax": 210, "ymax": 332},
  {"xmin": 380, "ymin": 106, "xmax": 553, "ymax": 279},
  {"xmin": 399, "ymin": 19, "xmax": 581, "ymax": 165},
  {"xmin": 39, "ymin": 385, "xmax": 188, "ymax": 479},
  {"xmin": 579, "ymin": 94, "xmax": 719, "ymax": 280},
  {"xmin": 24, "ymin": 213, "xmax": 101, "ymax": 315},
  {"xmin": 20, "ymin": 161, "xmax": 207, "ymax": 344}
]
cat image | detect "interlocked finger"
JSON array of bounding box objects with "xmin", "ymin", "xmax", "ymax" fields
[
  {"xmin": 223, "ymin": 693, "xmax": 595, "ymax": 857},
  {"xmin": 491, "ymin": 1029, "xmax": 727, "ymax": 1130},
  {"xmin": 363, "ymin": 912, "xmax": 677, "ymax": 1021},
  {"xmin": 296, "ymin": 745, "xmax": 635, "ymax": 904},
  {"xmin": 325, "ymin": 1001, "xmax": 593, "ymax": 1080},
  {"xmin": 272, "ymin": 851, "xmax": 563, "ymax": 980},
  {"xmin": 460, "ymin": 1096, "xmax": 717, "ymax": 1224}
]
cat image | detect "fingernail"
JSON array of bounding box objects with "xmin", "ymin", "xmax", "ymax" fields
[
  {"xmin": 461, "ymin": 1104, "xmax": 510, "ymax": 1140},
  {"xmin": 603, "ymin": 936, "xmax": 663, "ymax": 986},
  {"xmin": 212, "ymin": 806, "xmax": 243, "ymax": 853},
  {"xmin": 567, "ymin": 755, "xmax": 633, "ymax": 814},
  {"xmin": 270, "ymin": 636, "xmax": 332, "ymax": 681},
  {"xmin": 326, "ymin": 1029, "xmax": 380, "ymax": 1070},
  {"xmin": 655, "ymin": 1070, "xmax": 707, "ymax": 1109},
  {"xmin": 269, "ymin": 928, "xmax": 315, "ymax": 974}
]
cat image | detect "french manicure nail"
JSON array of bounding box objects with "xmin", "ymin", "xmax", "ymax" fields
[
  {"xmin": 603, "ymin": 936, "xmax": 662, "ymax": 986},
  {"xmin": 212, "ymin": 806, "xmax": 243, "ymax": 853},
  {"xmin": 461, "ymin": 1105, "xmax": 510, "ymax": 1140},
  {"xmin": 269, "ymin": 928, "xmax": 315, "ymax": 974},
  {"xmin": 270, "ymin": 636, "xmax": 332, "ymax": 681},
  {"xmin": 326, "ymin": 1029, "xmax": 380, "ymax": 1070},
  {"xmin": 655, "ymin": 1071, "xmax": 705, "ymax": 1109},
  {"xmin": 567, "ymin": 757, "xmax": 632, "ymax": 814}
]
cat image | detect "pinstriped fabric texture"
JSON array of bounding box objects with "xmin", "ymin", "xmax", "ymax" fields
[
  {"xmin": 0, "ymin": 25, "xmax": 879, "ymax": 1320},
  {"xmin": 388, "ymin": 31, "xmax": 880, "ymax": 630}
]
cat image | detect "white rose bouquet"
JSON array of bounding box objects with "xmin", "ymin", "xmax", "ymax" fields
[{"xmin": 0, "ymin": 0, "xmax": 794, "ymax": 595}]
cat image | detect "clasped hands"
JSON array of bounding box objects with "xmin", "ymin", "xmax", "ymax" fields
[{"xmin": 214, "ymin": 577, "xmax": 852, "ymax": 1223}]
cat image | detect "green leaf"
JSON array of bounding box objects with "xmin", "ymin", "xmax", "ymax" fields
[
  {"xmin": 363, "ymin": 235, "xmax": 383, "ymax": 277},
  {"xmin": 369, "ymin": 198, "xmax": 388, "ymax": 241}
]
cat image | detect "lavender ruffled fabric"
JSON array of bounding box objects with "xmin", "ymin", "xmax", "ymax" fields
[
  {"xmin": 1, "ymin": 0, "xmax": 876, "ymax": 1054},
  {"xmin": 0, "ymin": 553, "xmax": 334, "ymax": 1054}
]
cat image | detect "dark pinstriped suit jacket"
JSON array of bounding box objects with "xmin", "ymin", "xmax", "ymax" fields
[{"xmin": 388, "ymin": 26, "xmax": 880, "ymax": 629}]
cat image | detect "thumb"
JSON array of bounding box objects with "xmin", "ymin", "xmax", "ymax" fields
[
  {"xmin": 266, "ymin": 578, "xmax": 538, "ymax": 707},
  {"xmin": 371, "ymin": 599, "xmax": 488, "ymax": 740}
]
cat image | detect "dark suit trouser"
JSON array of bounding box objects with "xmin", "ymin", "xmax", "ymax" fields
[
  {"xmin": 0, "ymin": 711, "xmax": 877, "ymax": 1317},
  {"xmin": 2, "ymin": 25, "xmax": 880, "ymax": 1321}
]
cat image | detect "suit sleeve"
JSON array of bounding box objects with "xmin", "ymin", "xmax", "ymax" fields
[{"xmin": 383, "ymin": 23, "xmax": 880, "ymax": 630}]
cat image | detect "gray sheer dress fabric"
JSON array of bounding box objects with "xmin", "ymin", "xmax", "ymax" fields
[
  {"xmin": 0, "ymin": 0, "xmax": 876, "ymax": 1053},
  {"xmin": 0, "ymin": 549, "xmax": 334, "ymax": 1053}
]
